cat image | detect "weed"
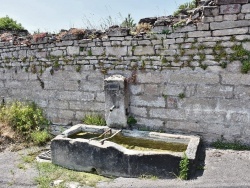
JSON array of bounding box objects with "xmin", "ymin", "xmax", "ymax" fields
[
  {"xmin": 0, "ymin": 101, "xmax": 49, "ymax": 142},
  {"xmin": 22, "ymin": 155, "xmax": 35, "ymax": 163},
  {"xmin": 79, "ymin": 47, "xmax": 85, "ymax": 52},
  {"xmin": 199, "ymin": 53, "xmax": 206, "ymax": 61},
  {"xmin": 30, "ymin": 130, "xmax": 52, "ymax": 146},
  {"xmin": 140, "ymin": 174, "xmax": 158, "ymax": 180},
  {"xmin": 200, "ymin": 64, "xmax": 208, "ymax": 70},
  {"xmin": 35, "ymin": 162, "xmax": 109, "ymax": 188},
  {"xmin": 178, "ymin": 93, "xmax": 185, "ymax": 99},
  {"xmin": 173, "ymin": 0, "xmax": 196, "ymax": 16},
  {"xmin": 83, "ymin": 114, "xmax": 106, "ymax": 126},
  {"xmin": 17, "ymin": 163, "xmax": 27, "ymax": 170},
  {"xmin": 22, "ymin": 57, "xmax": 28, "ymax": 63},
  {"xmin": 88, "ymin": 49, "xmax": 92, "ymax": 56},
  {"xmin": 178, "ymin": 152, "xmax": 189, "ymax": 180},
  {"xmin": 162, "ymin": 30, "xmax": 171, "ymax": 35},
  {"xmin": 241, "ymin": 60, "xmax": 250, "ymax": 74},
  {"xmin": 212, "ymin": 139, "xmax": 250, "ymax": 150},
  {"xmin": 220, "ymin": 62, "xmax": 227, "ymax": 69},
  {"xmin": 162, "ymin": 94, "xmax": 168, "ymax": 99},
  {"xmin": 127, "ymin": 116, "xmax": 137, "ymax": 125},
  {"xmin": 76, "ymin": 65, "xmax": 81, "ymax": 72}
]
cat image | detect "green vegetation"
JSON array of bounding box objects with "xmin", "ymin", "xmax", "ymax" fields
[
  {"xmin": 35, "ymin": 162, "xmax": 109, "ymax": 188},
  {"xmin": 178, "ymin": 93, "xmax": 185, "ymax": 99},
  {"xmin": 127, "ymin": 116, "xmax": 137, "ymax": 125},
  {"xmin": 0, "ymin": 101, "xmax": 51, "ymax": 145},
  {"xmin": 241, "ymin": 60, "xmax": 250, "ymax": 74},
  {"xmin": 178, "ymin": 153, "xmax": 189, "ymax": 180},
  {"xmin": 83, "ymin": 114, "xmax": 106, "ymax": 126},
  {"xmin": 212, "ymin": 139, "xmax": 250, "ymax": 150},
  {"xmin": 220, "ymin": 62, "xmax": 227, "ymax": 69},
  {"xmin": 120, "ymin": 14, "xmax": 136, "ymax": 29},
  {"xmin": 173, "ymin": 0, "xmax": 196, "ymax": 16},
  {"xmin": 0, "ymin": 16, "xmax": 25, "ymax": 30}
]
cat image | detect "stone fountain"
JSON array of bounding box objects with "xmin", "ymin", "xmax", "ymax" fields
[{"xmin": 51, "ymin": 75, "xmax": 200, "ymax": 178}]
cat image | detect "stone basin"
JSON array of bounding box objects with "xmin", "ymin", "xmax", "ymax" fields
[{"xmin": 51, "ymin": 124, "xmax": 200, "ymax": 178}]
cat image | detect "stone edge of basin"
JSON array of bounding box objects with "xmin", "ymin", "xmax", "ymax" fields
[{"xmin": 54, "ymin": 124, "xmax": 200, "ymax": 159}]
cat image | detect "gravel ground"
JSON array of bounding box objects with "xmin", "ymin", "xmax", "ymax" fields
[{"xmin": 1, "ymin": 147, "xmax": 250, "ymax": 188}]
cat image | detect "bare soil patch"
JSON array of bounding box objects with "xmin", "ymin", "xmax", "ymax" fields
[{"xmin": 0, "ymin": 123, "xmax": 28, "ymax": 152}]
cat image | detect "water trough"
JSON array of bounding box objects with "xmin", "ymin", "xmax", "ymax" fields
[{"xmin": 51, "ymin": 124, "xmax": 200, "ymax": 178}]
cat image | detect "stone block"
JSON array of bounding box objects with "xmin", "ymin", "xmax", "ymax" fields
[
  {"xmin": 210, "ymin": 20, "xmax": 250, "ymax": 30},
  {"xmin": 214, "ymin": 15, "xmax": 223, "ymax": 22},
  {"xmin": 188, "ymin": 31, "xmax": 211, "ymax": 38},
  {"xmin": 163, "ymin": 39, "xmax": 175, "ymax": 45},
  {"xmin": 138, "ymin": 40, "xmax": 152, "ymax": 45},
  {"xmin": 217, "ymin": 99, "xmax": 249, "ymax": 111},
  {"xmin": 96, "ymin": 92, "xmax": 105, "ymax": 102},
  {"xmin": 166, "ymin": 121, "xmax": 204, "ymax": 133},
  {"xmin": 133, "ymin": 46, "xmax": 155, "ymax": 56},
  {"xmin": 58, "ymin": 110, "xmax": 75, "ymax": 119},
  {"xmin": 223, "ymin": 14, "xmax": 238, "ymax": 21},
  {"xmin": 180, "ymin": 98, "xmax": 218, "ymax": 110},
  {"xmin": 174, "ymin": 25, "xmax": 197, "ymax": 33},
  {"xmin": 79, "ymin": 81, "xmax": 103, "ymax": 92},
  {"xmin": 106, "ymin": 46, "xmax": 127, "ymax": 57},
  {"xmin": 166, "ymin": 33, "xmax": 185, "ymax": 39},
  {"xmin": 129, "ymin": 84, "xmax": 144, "ymax": 95},
  {"xmin": 220, "ymin": 4, "xmax": 241, "ymax": 14},
  {"xmin": 196, "ymin": 85, "xmax": 233, "ymax": 99},
  {"xmin": 221, "ymin": 73, "xmax": 250, "ymax": 85},
  {"xmin": 245, "ymin": 14, "xmax": 250, "ymax": 19},
  {"xmin": 136, "ymin": 117, "xmax": 164, "ymax": 129},
  {"xmin": 197, "ymin": 23, "xmax": 210, "ymax": 30},
  {"xmin": 70, "ymin": 101, "xmax": 105, "ymax": 111},
  {"xmin": 234, "ymin": 86, "xmax": 250, "ymax": 100},
  {"xmin": 202, "ymin": 16, "xmax": 214, "ymax": 23},
  {"xmin": 67, "ymin": 46, "xmax": 79, "ymax": 56},
  {"xmin": 137, "ymin": 72, "xmax": 164, "ymax": 84},
  {"xmin": 215, "ymin": 0, "xmax": 248, "ymax": 5},
  {"xmin": 213, "ymin": 27, "xmax": 248, "ymax": 36},
  {"xmin": 163, "ymin": 84, "xmax": 185, "ymax": 96},
  {"xmin": 63, "ymin": 81, "xmax": 79, "ymax": 91},
  {"xmin": 157, "ymin": 49, "xmax": 176, "ymax": 56},
  {"xmin": 186, "ymin": 110, "xmax": 227, "ymax": 123},
  {"xmin": 57, "ymin": 91, "xmax": 95, "ymax": 101},
  {"xmin": 131, "ymin": 95, "xmax": 165, "ymax": 107},
  {"xmin": 242, "ymin": 42, "xmax": 250, "ymax": 51},
  {"xmin": 203, "ymin": 6, "xmax": 219, "ymax": 17},
  {"xmin": 150, "ymin": 108, "xmax": 186, "ymax": 120},
  {"xmin": 130, "ymin": 106, "xmax": 147, "ymax": 117},
  {"xmin": 169, "ymin": 72, "xmax": 219, "ymax": 85},
  {"xmin": 242, "ymin": 4, "xmax": 250, "ymax": 13},
  {"xmin": 91, "ymin": 47, "xmax": 105, "ymax": 56},
  {"xmin": 107, "ymin": 28, "xmax": 130, "ymax": 37},
  {"xmin": 50, "ymin": 50, "xmax": 64, "ymax": 57},
  {"xmin": 144, "ymin": 84, "xmax": 159, "ymax": 95},
  {"xmin": 228, "ymin": 112, "xmax": 249, "ymax": 123},
  {"xmin": 48, "ymin": 100, "xmax": 69, "ymax": 109}
]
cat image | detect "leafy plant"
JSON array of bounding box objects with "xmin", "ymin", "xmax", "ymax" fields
[
  {"xmin": 0, "ymin": 15, "xmax": 25, "ymax": 30},
  {"xmin": 83, "ymin": 114, "xmax": 106, "ymax": 126},
  {"xmin": 220, "ymin": 62, "xmax": 227, "ymax": 69},
  {"xmin": 173, "ymin": 0, "xmax": 197, "ymax": 16},
  {"xmin": 178, "ymin": 152, "xmax": 189, "ymax": 180},
  {"xmin": 121, "ymin": 14, "xmax": 136, "ymax": 29},
  {"xmin": 178, "ymin": 93, "xmax": 185, "ymax": 99},
  {"xmin": 241, "ymin": 60, "xmax": 250, "ymax": 74},
  {"xmin": 127, "ymin": 116, "xmax": 137, "ymax": 125},
  {"xmin": 0, "ymin": 101, "xmax": 49, "ymax": 141},
  {"xmin": 30, "ymin": 130, "xmax": 51, "ymax": 146}
]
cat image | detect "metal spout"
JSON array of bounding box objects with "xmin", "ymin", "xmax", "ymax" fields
[{"xmin": 110, "ymin": 105, "xmax": 115, "ymax": 111}]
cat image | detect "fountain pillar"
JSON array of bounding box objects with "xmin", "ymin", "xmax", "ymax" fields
[{"xmin": 104, "ymin": 75, "xmax": 128, "ymax": 129}]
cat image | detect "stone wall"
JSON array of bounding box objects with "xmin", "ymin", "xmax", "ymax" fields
[{"xmin": 1, "ymin": 0, "xmax": 250, "ymax": 143}]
